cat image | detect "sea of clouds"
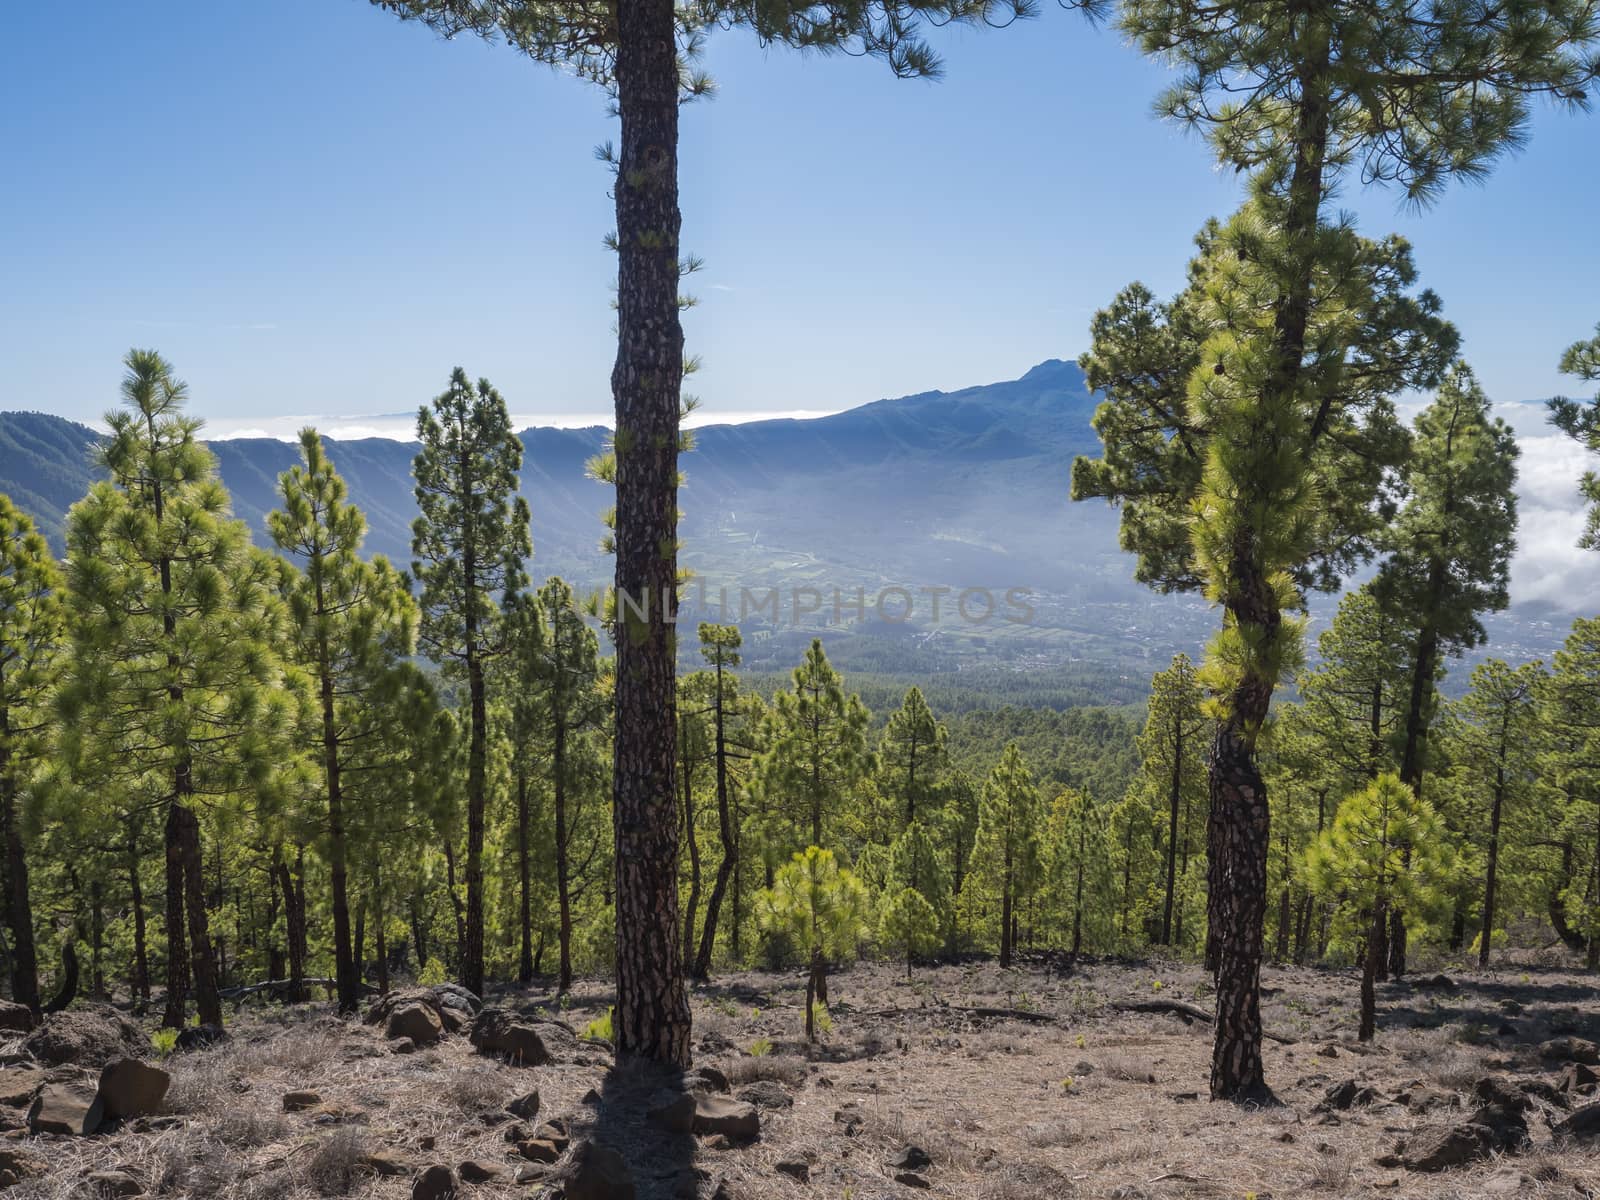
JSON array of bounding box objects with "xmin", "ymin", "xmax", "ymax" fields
[{"xmin": 196, "ymin": 400, "xmax": 1600, "ymax": 616}]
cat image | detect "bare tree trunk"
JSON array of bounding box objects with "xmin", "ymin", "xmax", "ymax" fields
[
  {"xmin": 162, "ymin": 803, "xmax": 190, "ymax": 1029},
  {"xmin": 129, "ymin": 820, "xmax": 150, "ymax": 1010},
  {"xmin": 1360, "ymin": 903, "xmax": 1382, "ymax": 1042},
  {"xmin": 517, "ymin": 774, "xmax": 533, "ymax": 984},
  {"xmin": 174, "ymin": 804, "xmax": 221, "ymax": 1027},
  {"xmin": 609, "ymin": 0, "xmax": 691, "ymax": 1068},
  {"xmin": 681, "ymin": 733, "xmax": 701, "ymax": 974},
  {"xmin": 0, "ymin": 719, "xmax": 40, "ymax": 1015}
]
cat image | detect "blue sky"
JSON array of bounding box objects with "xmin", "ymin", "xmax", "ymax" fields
[{"xmin": 2, "ymin": 0, "xmax": 1596, "ymax": 434}]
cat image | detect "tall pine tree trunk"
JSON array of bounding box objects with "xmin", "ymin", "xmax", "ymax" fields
[
  {"xmin": 693, "ymin": 677, "xmax": 736, "ymax": 979},
  {"xmin": 443, "ymin": 840, "xmax": 466, "ymax": 972},
  {"xmin": 1071, "ymin": 816, "xmax": 1086, "ymax": 958},
  {"xmin": 1161, "ymin": 715, "xmax": 1182, "ymax": 945},
  {"xmin": 682, "ymin": 740, "xmax": 701, "ymax": 973},
  {"xmin": 555, "ymin": 720, "xmax": 574, "ymax": 993},
  {"xmin": 1360, "ymin": 902, "xmax": 1383, "ymax": 1042},
  {"xmin": 266, "ymin": 850, "xmax": 286, "ymax": 985},
  {"xmin": 162, "ymin": 802, "xmax": 190, "ymax": 1029},
  {"xmin": 464, "ymin": 642, "xmax": 488, "ymax": 999},
  {"xmin": 1206, "ymin": 37, "xmax": 1329, "ymax": 1100},
  {"xmin": 128, "ymin": 819, "xmax": 150, "ymax": 1009},
  {"xmin": 1479, "ymin": 735, "xmax": 1507, "ymax": 968},
  {"xmin": 1393, "ymin": 562, "xmax": 1447, "ymax": 979},
  {"xmin": 999, "ymin": 844, "xmax": 1015, "ymax": 969},
  {"xmin": 517, "ymin": 774, "xmax": 534, "ymax": 984},
  {"xmin": 174, "ymin": 802, "xmax": 221, "ymax": 1027},
  {"xmin": 0, "ymin": 718, "xmax": 40, "ymax": 1015},
  {"xmin": 276, "ymin": 853, "xmax": 307, "ymax": 1003},
  {"xmin": 609, "ymin": 0, "xmax": 691, "ymax": 1068},
  {"xmin": 316, "ymin": 620, "xmax": 360, "ymax": 1016}
]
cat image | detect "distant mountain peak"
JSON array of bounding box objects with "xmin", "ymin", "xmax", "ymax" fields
[{"xmin": 1019, "ymin": 358, "xmax": 1081, "ymax": 383}]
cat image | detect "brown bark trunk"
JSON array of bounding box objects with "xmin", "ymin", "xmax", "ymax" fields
[
  {"xmin": 1207, "ymin": 710, "xmax": 1272, "ymax": 1101},
  {"xmin": 1360, "ymin": 903, "xmax": 1382, "ymax": 1042},
  {"xmin": 128, "ymin": 820, "xmax": 150, "ymax": 1009},
  {"xmin": 266, "ymin": 850, "xmax": 286, "ymax": 985},
  {"xmin": 275, "ymin": 853, "xmax": 307, "ymax": 1003},
  {"xmin": 464, "ymin": 643, "xmax": 487, "ymax": 998},
  {"xmin": 555, "ymin": 718, "xmax": 574, "ymax": 992},
  {"xmin": 681, "ymin": 729, "xmax": 701, "ymax": 974},
  {"xmin": 314, "ymin": 609, "xmax": 360, "ymax": 1015},
  {"xmin": 1161, "ymin": 715, "xmax": 1182, "ymax": 945},
  {"xmin": 162, "ymin": 802, "xmax": 189, "ymax": 1029},
  {"xmin": 0, "ymin": 714, "xmax": 40, "ymax": 1015},
  {"xmin": 608, "ymin": 0, "xmax": 691, "ymax": 1068},
  {"xmin": 1479, "ymin": 708, "xmax": 1511, "ymax": 968},
  {"xmin": 442, "ymin": 839, "xmax": 466, "ymax": 971},
  {"xmin": 1071, "ymin": 814, "xmax": 1086, "ymax": 958},
  {"xmin": 1000, "ymin": 841, "xmax": 1015, "ymax": 969},
  {"xmin": 174, "ymin": 803, "xmax": 221, "ymax": 1027},
  {"xmin": 693, "ymin": 661, "xmax": 736, "ymax": 979},
  {"xmin": 517, "ymin": 774, "xmax": 533, "ymax": 984},
  {"xmin": 90, "ymin": 880, "xmax": 105, "ymax": 1000}
]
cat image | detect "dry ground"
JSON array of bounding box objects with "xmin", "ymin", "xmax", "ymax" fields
[{"xmin": 14, "ymin": 954, "xmax": 1600, "ymax": 1200}]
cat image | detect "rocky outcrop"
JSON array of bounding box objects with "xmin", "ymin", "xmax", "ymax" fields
[{"xmin": 367, "ymin": 985, "xmax": 482, "ymax": 1039}]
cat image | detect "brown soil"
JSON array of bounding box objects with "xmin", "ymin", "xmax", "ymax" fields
[{"xmin": 12, "ymin": 956, "xmax": 1600, "ymax": 1200}]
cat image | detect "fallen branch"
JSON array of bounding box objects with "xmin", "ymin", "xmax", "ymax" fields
[
  {"xmin": 952, "ymin": 1005, "xmax": 1057, "ymax": 1024},
  {"xmin": 1114, "ymin": 999, "xmax": 1295, "ymax": 1044},
  {"xmin": 1116, "ymin": 999, "xmax": 1213, "ymax": 1023}
]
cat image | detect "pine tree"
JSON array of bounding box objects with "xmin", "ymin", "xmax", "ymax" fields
[
  {"xmin": 0, "ymin": 495, "xmax": 64, "ymax": 1014},
  {"xmin": 268, "ymin": 428, "xmax": 423, "ymax": 1013},
  {"xmin": 757, "ymin": 639, "xmax": 871, "ymax": 854},
  {"xmin": 879, "ymin": 887, "xmax": 940, "ymax": 979},
  {"xmin": 371, "ymin": 0, "xmax": 1029, "ymax": 1071},
  {"xmin": 1450, "ymin": 659, "xmax": 1547, "ymax": 967},
  {"xmin": 1042, "ymin": 787, "xmax": 1111, "ymax": 958},
  {"xmin": 973, "ymin": 743, "xmax": 1042, "ymax": 968},
  {"xmin": 757, "ymin": 846, "xmax": 870, "ymax": 1042},
  {"xmin": 1540, "ymin": 618, "xmax": 1600, "ymax": 969},
  {"xmin": 1137, "ymin": 655, "xmax": 1206, "ymax": 947},
  {"xmin": 1293, "ymin": 589, "xmax": 1416, "ymax": 790},
  {"xmin": 688, "ymin": 623, "xmax": 759, "ymax": 979},
  {"xmin": 1548, "ymin": 322, "xmax": 1600, "ymax": 548},
  {"xmin": 1073, "ymin": 208, "xmax": 1455, "ymax": 1094},
  {"xmin": 877, "ymin": 686, "xmax": 949, "ymax": 836},
  {"xmin": 512, "ymin": 577, "xmax": 607, "ymax": 992},
  {"xmin": 1374, "ymin": 364, "xmax": 1518, "ymax": 975},
  {"xmin": 1305, "ymin": 774, "xmax": 1455, "ymax": 1041},
  {"xmin": 411, "ymin": 368, "xmax": 531, "ymax": 999},
  {"xmin": 1092, "ymin": 0, "xmax": 1595, "ymax": 1101},
  {"xmin": 59, "ymin": 350, "xmax": 295, "ymax": 1029}
]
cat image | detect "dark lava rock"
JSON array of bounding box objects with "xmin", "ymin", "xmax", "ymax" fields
[
  {"xmin": 412, "ymin": 1164, "xmax": 456, "ymax": 1200},
  {"xmin": 1320, "ymin": 1079, "xmax": 1379, "ymax": 1111},
  {"xmin": 1541, "ymin": 1036, "xmax": 1600, "ymax": 1066},
  {"xmin": 98, "ymin": 1057, "xmax": 171, "ymax": 1119},
  {"xmin": 561, "ymin": 1141, "xmax": 636, "ymax": 1200},
  {"xmin": 469, "ymin": 1009, "xmax": 551, "ymax": 1066}
]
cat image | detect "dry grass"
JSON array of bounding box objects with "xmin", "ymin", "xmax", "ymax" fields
[
  {"xmin": 12, "ymin": 958, "xmax": 1600, "ymax": 1200},
  {"xmin": 723, "ymin": 1054, "xmax": 806, "ymax": 1087}
]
